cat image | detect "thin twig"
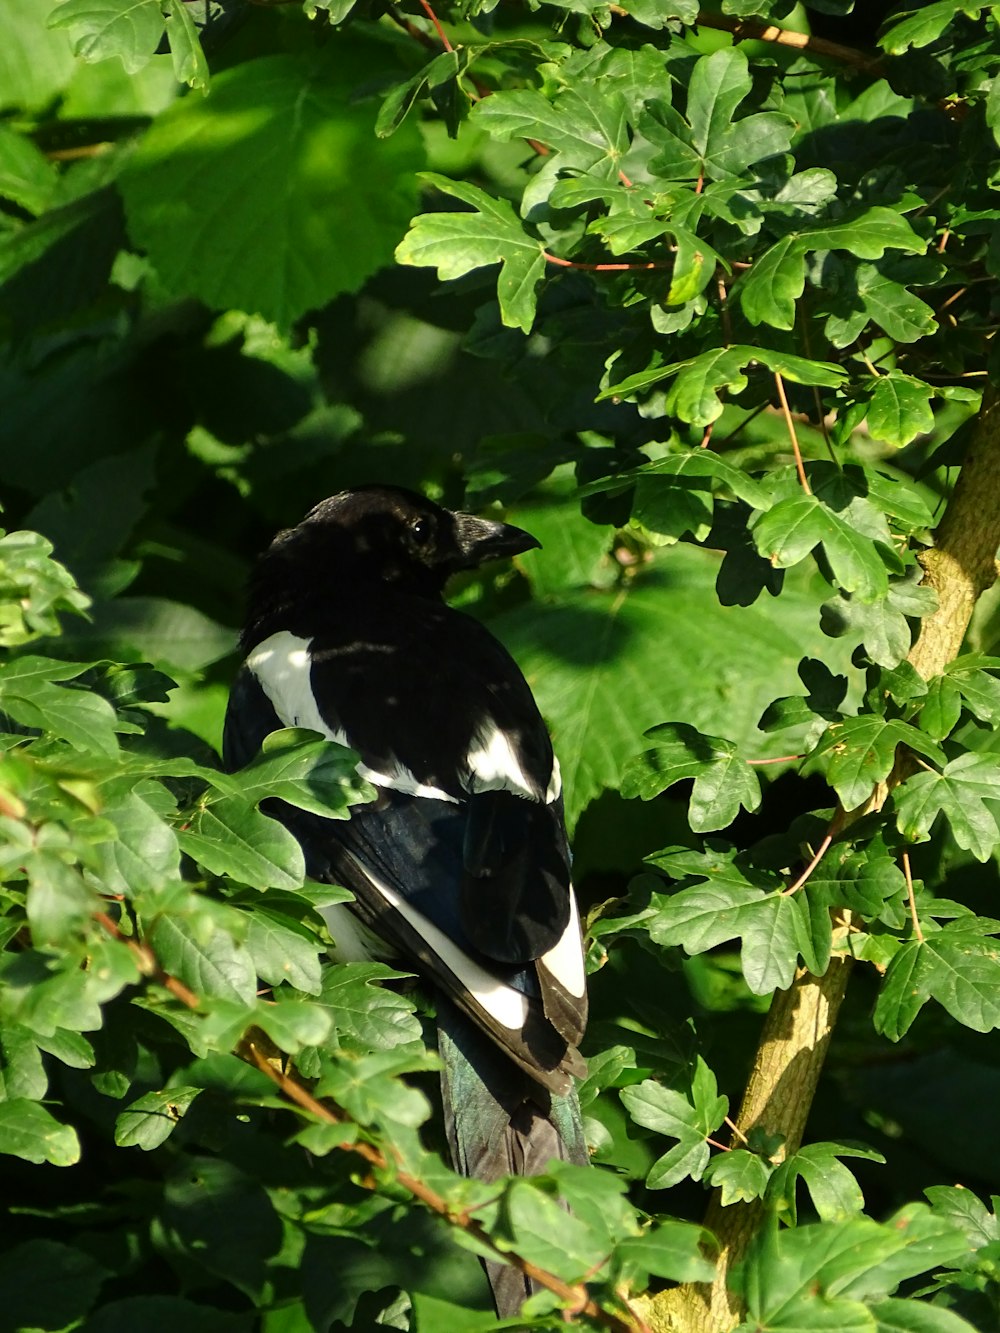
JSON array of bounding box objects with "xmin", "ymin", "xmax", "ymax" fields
[
  {"xmin": 746, "ymin": 753, "xmax": 804, "ymax": 766},
  {"xmin": 782, "ymin": 830, "xmax": 834, "ymax": 896},
  {"xmin": 724, "ymin": 1117, "xmax": 750, "ymax": 1148},
  {"xmin": 542, "ymin": 251, "xmax": 668, "ymax": 272},
  {"xmin": 774, "ymin": 372, "xmax": 811, "ymax": 494},
  {"xmin": 901, "ymin": 851, "xmax": 924, "ymax": 942},
  {"xmin": 417, "ymin": 0, "xmax": 453, "ymax": 51}
]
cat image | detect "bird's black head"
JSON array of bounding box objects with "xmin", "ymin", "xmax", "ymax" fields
[{"xmin": 244, "ymin": 486, "xmax": 540, "ymax": 642}]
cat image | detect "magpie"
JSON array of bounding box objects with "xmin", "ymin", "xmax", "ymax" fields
[{"xmin": 223, "ymin": 485, "xmax": 589, "ymax": 1316}]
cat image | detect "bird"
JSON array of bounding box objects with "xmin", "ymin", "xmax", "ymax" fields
[{"xmin": 223, "ymin": 485, "xmax": 589, "ymax": 1316}]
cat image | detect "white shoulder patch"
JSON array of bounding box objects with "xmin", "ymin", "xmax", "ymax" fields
[
  {"xmin": 247, "ymin": 631, "xmax": 342, "ymax": 740},
  {"xmin": 246, "ymin": 630, "xmax": 458, "ymax": 804},
  {"xmin": 538, "ymin": 892, "xmax": 586, "ymax": 998}
]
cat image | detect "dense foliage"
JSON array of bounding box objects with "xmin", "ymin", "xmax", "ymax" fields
[{"xmin": 2, "ymin": 1, "xmax": 1000, "ymax": 1329}]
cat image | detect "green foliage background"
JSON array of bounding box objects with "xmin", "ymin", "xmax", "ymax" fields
[{"xmin": 2, "ymin": 0, "xmax": 1000, "ymax": 1329}]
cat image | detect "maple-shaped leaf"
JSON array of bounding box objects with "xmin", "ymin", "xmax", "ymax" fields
[
  {"xmin": 753, "ymin": 491, "xmax": 892, "ymax": 603},
  {"xmin": 875, "ymin": 917, "xmax": 1000, "ymax": 1039},
  {"xmin": 821, "ymin": 570, "xmax": 938, "ymax": 668},
  {"xmin": 768, "ymin": 1142, "xmax": 885, "ymax": 1225},
  {"xmin": 600, "ymin": 345, "xmax": 845, "ymax": 425},
  {"xmin": 642, "ymin": 47, "xmax": 794, "ymax": 184},
  {"xmin": 703, "ymin": 1149, "xmax": 773, "ymax": 1206},
  {"xmin": 894, "ymin": 752, "xmax": 1000, "ymax": 862},
  {"xmin": 640, "ymin": 845, "xmax": 824, "ymax": 993},
  {"xmin": 807, "ymin": 716, "xmax": 945, "ymax": 811},
  {"xmin": 395, "ymin": 173, "xmax": 545, "ymax": 332},
  {"xmin": 620, "ymin": 1057, "xmax": 728, "ymax": 1189},
  {"xmin": 944, "ymin": 654, "xmax": 1000, "ymax": 722},
  {"xmin": 622, "ymin": 722, "xmax": 761, "ymax": 831}
]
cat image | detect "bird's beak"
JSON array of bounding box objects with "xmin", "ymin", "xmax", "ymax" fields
[{"xmin": 453, "ymin": 513, "xmax": 541, "ymax": 567}]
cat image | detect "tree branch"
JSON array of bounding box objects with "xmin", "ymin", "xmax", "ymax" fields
[{"xmin": 692, "ymin": 11, "xmax": 884, "ymax": 75}]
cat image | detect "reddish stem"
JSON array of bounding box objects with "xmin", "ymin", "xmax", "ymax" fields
[
  {"xmin": 417, "ymin": 0, "xmax": 453, "ymax": 51},
  {"xmin": 542, "ymin": 251, "xmax": 667, "ymax": 272}
]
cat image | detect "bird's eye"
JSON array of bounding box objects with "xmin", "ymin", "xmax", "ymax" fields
[{"xmin": 411, "ymin": 518, "xmax": 432, "ymax": 544}]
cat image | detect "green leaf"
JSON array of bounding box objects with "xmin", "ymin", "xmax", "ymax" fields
[
  {"xmin": 84, "ymin": 1297, "xmax": 250, "ymax": 1333},
  {"xmin": 620, "ymin": 1060, "xmax": 728, "ymax": 1189},
  {"xmin": 396, "ymin": 173, "xmax": 545, "ymax": 333},
  {"xmin": 115, "ymin": 1086, "xmax": 203, "ymax": 1150},
  {"xmin": 600, "ymin": 345, "xmax": 846, "ymax": 423},
  {"xmin": 0, "ymin": 1098, "xmax": 80, "ymax": 1165},
  {"xmin": 769, "ymin": 1142, "xmax": 884, "ymax": 1225},
  {"xmin": 871, "ymin": 1297, "xmax": 981, "ymax": 1332},
  {"xmin": 0, "ymin": 126, "xmax": 58, "ymax": 215},
  {"xmin": 615, "ymin": 1221, "xmax": 716, "ymax": 1284},
  {"xmin": 316, "ymin": 962, "xmax": 422, "ymax": 1053},
  {"xmin": 162, "ymin": 0, "xmax": 209, "ymax": 90},
  {"xmin": 314, "ymin": 1048, "xmax": 432, "ymax": 1130},
  {"xmin": 641, "ymin": 861, "xmax": 818, "ymax": 994},
  {"xmin": 821, "ymin": 575, "xmax": 938, "ymax": 669},
  {"xmin": 0, "ymin": 1024, "xmax": 47, "ymax": 1100},
  {"xmin": 229, "ymin": 730, "xmax": 374, "ymax": 819},
  {"xmin": 120, "ymin": 40, "xmax": 423, "ymax": 328},
  {"xmin": 944, "ymin": 655, "xmax": 1000, "ymax": 722},
  {"xmin": 684, "ymin": 48, "xmax": 794, "ymax": 178},
  {"xmin": 0, "ymin": 1241, "xmax": 107, "ymax": 1333},
  {"xmin": 739, "ymin": 235, "xmax": 805, "ymax": 330},
  {"xmin": 471, "ymin": 81, "xmax": 630, "ymax": 178},
  {"xmin": 242, "ymin": 908, "xmax": 323, "ymax": 996},
  {"xmin": 177, "ymin": 796, "xmax": 305, "ymax": 891},
  {"xmin": 623, "ymin": 722, "xmax": 761, "ymax": 832},
  {"xmin": 48, "ymin": 0, "xmax": 166, "ymax": 75},
  {"xmin": 0, "ymin": 655, "xmax": 119, "ymax": 755},
  {"xmin": 753, "ymin": 495, "xmax": 890, "ymax": 602},
  {"xmin": 704, "ymin": 1148, "xmax": 773, "ymax": 1205},
  {"xmin": 96, "ymin": 788, "xmax": 181, "ymax": 898},
  {"xmin": 875, "ymin": 920, "xmax": 1000, "ymax": 1039},
  {"xmin": 255, "ymin": 996, "xmax": 333, "ymax": 1053},
  {"xmin": 490, "ymin": 545, "xmax": 849, "ymax": 826},
  {"xmin": 853, "ymin": 266, "xmax": 938, "ymax": 345},
  {"xmin": 70, "ymin": 596, "xmax": 235, "ymax": 673},
  {"xmin": 797, "ymin": 208, "xmax": 927, "ymax": 260},
  {"xmin": 879, "ymin": 1, "xmax": 989, "ymax": 53},
  {"xmin": 148, "ymin": 913, "xmax": 257, "ymax": 1005},
  {"xmin": 808, "ymin": 716, "xmax": 945, "ymax": 812},
  {"xmin": 631, "ymin": 470, "xmax": 714, "ymax": 544},
  {"xmin": 918, "ymin": 677, "xmax": 963, "ymax": 741},
  {"xmin": 866, "ymin": 373, "xmax": 936, "ymax": 447},
  {"xmin": 894, "ymin": 752, "xmax": 1000, "ymax": 861}
]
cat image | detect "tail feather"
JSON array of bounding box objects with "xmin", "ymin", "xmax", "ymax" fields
[{"xmin": 437, "ymin": 999, "xmax": 587, "ymax": 1319}]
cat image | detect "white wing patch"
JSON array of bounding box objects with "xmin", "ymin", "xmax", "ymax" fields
[
  {"xmin": 538, "ymin": 892, "xmax": 586, "ymax": 998},
  {"xmin": 345, "ymin": 852, "xmax": 530, "ymax": 1032},
  {"xmin": 464, "ymin": 720, "xmax": 558, "ymax": 802},
  {"xmin": 247, "ymin": 630, "xmax": 457, "ymax": 803},
  {"xmin": 321, "ymin": 903, "xmax": 393, "ymax": 964}
]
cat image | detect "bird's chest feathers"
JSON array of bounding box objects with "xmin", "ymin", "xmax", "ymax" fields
[{"xmin": 245, "ymin": 629, "xmax": 553, "ymax": 803}]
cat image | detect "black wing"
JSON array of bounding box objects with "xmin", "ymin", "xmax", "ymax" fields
[{"xmin": 224, "ymin": 665, "xmax": 587, "ymax": 1094}]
